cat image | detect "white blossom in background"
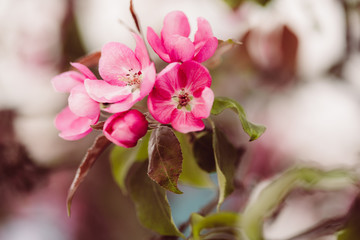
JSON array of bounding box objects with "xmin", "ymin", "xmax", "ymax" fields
[
  {"xmin": 262, "ymin": 79, "xmax": 360, "ymax": 168},
  {"xmin": 344, "ymin": 53, "xmax": 360, "ymax": 92},
  {"xmin": 0, "ymin": 0, "xmax": 87, "ymax": 164},
  {"xmin": 240, "ymin": 0, "xmax": 346, "ymax": 78},
  {"xmin": 241, "ymin": 1, "xmax": 360, "ymax": 239}
]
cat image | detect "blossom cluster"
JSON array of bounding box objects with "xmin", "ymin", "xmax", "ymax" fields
[{"xmin": 52, "ymin": 11, "xmax": 217, "ymax": 148}]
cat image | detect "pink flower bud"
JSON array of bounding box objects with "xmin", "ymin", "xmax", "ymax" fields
[{"xmin": 103, "ymin": 109, "xmax": 148, "ymax": 148}]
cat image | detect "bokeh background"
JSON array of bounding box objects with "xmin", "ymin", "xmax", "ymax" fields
[{"xmin": 1, "ymin": 0, "xmax": 360, "ymax": 239}]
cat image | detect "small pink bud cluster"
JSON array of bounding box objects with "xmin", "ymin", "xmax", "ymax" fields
[{"xmin": 52, "ymin": 11, "xmax": 217, "ymax": 147}]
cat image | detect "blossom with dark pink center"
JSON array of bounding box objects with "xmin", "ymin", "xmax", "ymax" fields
[
  {"xmin": 147, "ymin": 11, "xmax": 218, "ymax": 63},
  {"xmin": 84, "ymin": 34, "xmax": 156, "ymax": 113},
  {"xmin": 52, "ymin": 63, "xmax": 100, "ymax": 140},
  {"xmin": 103, "ymin": 109, "xmax": 148, "ymax": 148},
  {"xmin": 148, "ymin": 61, "xmax": 214, "ymax": 133}
]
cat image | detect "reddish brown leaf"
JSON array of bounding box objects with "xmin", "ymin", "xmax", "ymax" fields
[
  {"xmin": 66, "ymin": 135, "xmax": 111, "ymax": 216},
  {"xmin": 147, "ymin": 126, "xmax": 183, "ymax": 194},
  {"xmin": 130, "ymin": 0, "xmax": 141, "ymax": 33}
]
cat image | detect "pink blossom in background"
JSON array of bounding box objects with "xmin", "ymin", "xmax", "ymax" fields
[
  {"xmin": 52, "ymin": 63, "xmax": 100, "ymax": 140},
  {"xmin": 148, "ymin": 61, "xmax": 214, "ymax": 133},
  {"xmin": 147, "ymin": 11, "xmax": 218, "ymax": 63},
  {"xmin": 85, "ymin": 34, "xmax": 156, "ymax": 113},
  {"xmin": 103, "ymin": 109, "xmax": 148, "ymax": 148}
]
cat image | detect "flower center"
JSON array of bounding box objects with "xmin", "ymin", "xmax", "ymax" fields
[
  {"xmin": 120, "ymin": 68, "xmax": 142, "ymax": 90},
  {"xmin": 178, "ymin": 92, "xmax": 191, "ymax": 106},
  {"xmin": 173, "ymin": 89, "xmax": 193, "ymax": 111}
]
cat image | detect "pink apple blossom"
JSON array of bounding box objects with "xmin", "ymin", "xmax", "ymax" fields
[
  {"xmin": 147, "ymin": 11, "xmax": 218, "ymax": 63},
  {"xmin": 84, "ymin": 34, "xmax": 156, "ymax": 113},
  {"xmin": 52, "ymin": 62, "xmax": 97, "ymax": 93},
  {"xmin": 103, "ymin": 109, "xmax": 148, "ymax": 148},
  {"xmin": 52, "ymin": 63, "xmax": 100, "ymax": 140},
  {"xmin": 55, "ymin": 107, "xmax": 99, "ymax": 141},
  {"xmin": 148, "ymin": 61, "xmax": 214, "ymax": 133}
]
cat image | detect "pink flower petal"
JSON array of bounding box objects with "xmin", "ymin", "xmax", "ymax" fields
[
  {"xmin": 99, "ymin": 42, "xmax": 141, "ymax": 84},
  {"xmin": 194, "ymin": 37, "xmax": 218, "ymax": 63},
  {"xmin": 161, "ymin": 11, "xmax": 190, "ymax": 39},
  {"xmin": 51, "ymin": 71, "xmax": 84, "ymax": 92},
  {"xmin": 103, "ymin": 110, "xmax": 148, "ymax": 148},
  {"xmin": 194, "ymin": 18, "xmax": 214, "ymax": 44},
  {"xmin": 68, "ymin": 85, "xmax": 100, "ymax": 119},
  {"xmin": 171, "ymin": 110, "xmax": 205, "ymax": 133},
  {"xmin": 139, "ymin": 63, "xmax": 156, "ymax": 99},
  {"xmin": 70, "ymin": 62, "xmax": 97, "ymax": 80},
  {"xmin": 147, "ymin": 27, "xmax": 171, "ymax": 62},
  {"xmin": 179, "ymin": 61, "xmax": 212, "ymax": 93},
  {"xmin": 105, "ymin": 121, "xmax": 135, "ymax": 147},
  {"xmin": 103, "ymin": 95, "xmax": 134, "ymax": 113},
  {"xmin": 154, "ymin": 63, "xmax": 181, "ymax": 97},
  {"xmin": 191, "ymin": 87, "xmax": 214, "ymax": 119},
  {"xmin": 132, "ymin": 33, "xmax": 150, "ymax": 68},
  {"xmin": 103, "ymin": 109, "xmax": 148, "ymax": 148},
  {"xmin": 84, "ymin": 79, "xmax": 131, "ymax": 103},
  {"xmin": 163, "ymin": 35, "xmax": 195, "ymax": 63},
  {"xmin": 148, "ymin": 90, "xmax": 176, "ymax": 124},
  {"xmin": 124, "ymin": 110, "xmax": 148, "ymax": 138},
  {"xmin": 55, "ymin": 107, "xmax": 97, "ymax": 141}
]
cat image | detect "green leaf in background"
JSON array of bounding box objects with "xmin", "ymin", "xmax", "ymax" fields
[
  {"xmin": 126, "ymin": 161, "xmax": 185, "ymax": 238},
  {"xmin": 193, "ymin": 132, "xmax": 216, "ymax": 173},
  {"xmin": 191, "ymin": 212, "xmax": 241, "ymax": 240},
  {"xmin": 148, "ymin": 126, "xmax": 183, "ymax": 194},
  {"xmin": 110, "ymin": 133, "xmax": 149, "ymax": 195},
  {"xmin": 210, "ymin": 120, "xmax": 242, "ymax": 210},
  {"xmin": 222, "ymin": 0, "xmax": 272, "ymax": 9},
  {"xmin": 211, "ymin": 97, "xmax": 266, "ymax": 141},
  {"xmin": 176, "ymin": 133, "xmax": 214, "ymax": 188},
  {"xmin": 242, "ymin": 167, "xmax": 358, "ymax": 240}
]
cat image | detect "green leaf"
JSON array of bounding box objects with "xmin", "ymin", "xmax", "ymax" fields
[
  {"xmin": 148, "ymin": 126, "xmax": 183, "ymax": 194},
  {"xmin": 193, "ymin": 132, "xmax": 216, "ymax": 173},
  {"xmin": 191, "ymin": 212, "xmax": 241, "ymax": 240},
  {"xmin": 176, "ymin": 133, "xmax": 214, "ymax": 188},
  {"xmin": 211, "ymin": 97, "xmax": 266, "ymax": 141},
  {"xmin": 126, "ymin": 161, "xmax": 185, "ymax": 238},
  {"xmin": 67, "ymin": 135, "xmax": 111, "ymax": 216},
  {"xmin": 110, "ymin": 133, "xmax": 150, "ymax": 195},
  {"xmin": 242, "ymin": 167, "xmax": 357, "ymax": 240},
  {"xmin": 210, "ymin": 120, "xmax": 242, "ymax": 210},
  {"xmin": 222, "ymin": 0, "xmax": 244, "ymax": 9},
  {"xmin": 135, "ymin": 132, "xmax": 150, "ymax": 162},
  {"xmin": 222, "ymin": 0, "xmax": 271, "ymax": 9}
]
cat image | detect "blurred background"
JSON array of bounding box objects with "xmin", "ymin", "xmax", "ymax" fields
[{"xmin": 1, "ymin": 0, "xmax": 360, "ymax": 239}]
